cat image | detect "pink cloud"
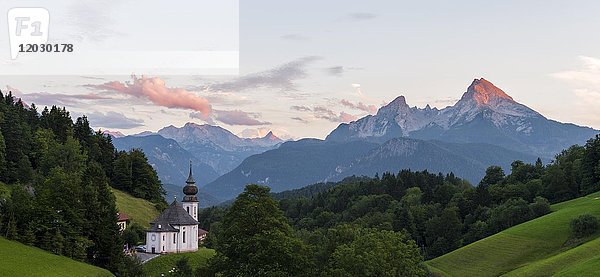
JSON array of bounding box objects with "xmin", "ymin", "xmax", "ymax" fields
[
  {"xmin": 88, "ymin": 75, "xmax": 273, "ymax": 126},
  {"xmin": 313, "ymin": 106, "xmax": 357, "ymax": 123},
  {"xmin": 339, "ymin": 112, "xmax": 358, "ymax": 122},
  {"xmin": 88, "ymin": 75, "xmax": 212, "ymax": 116},
  {"xmin": 213, "ymin": 110, "xmax": 270, "ymax": 126},
  {"xmin": 190, "ymin": 110, "xmax": 270, "ymax": 126},
  {"xmin": 340, "ymin": 99, "xmax": 377, "ymax": 114}
]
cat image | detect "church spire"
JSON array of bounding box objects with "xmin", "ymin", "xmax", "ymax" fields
[
  {"xmin": 186, "ymin": 160, "xmax": 195, "ymax": 184},
  {"xmin": 183, "ymin": 160, "xmax": 198, "ymax": 202}
]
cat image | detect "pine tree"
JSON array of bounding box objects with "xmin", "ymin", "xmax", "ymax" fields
[
  {"xmin": 82, "ymin": 162, "xmax": 126, "ymax": 273},
  {"xmin": 112, "ymin": 151, "xmax": 133, "ymax": 192},
  {"xmin": 1, "ymin": 107, "xmax": 27, "ymax": 183},
  {"xmin": 582, "ymin": 135, "xmax": 600, "ymax": 194},
  {"xmin": 0, "ymin": 131, "xmax": 6, "ymax": 180},
  {"xmin": 40, "ymin": 106, "xmax": 73, "ymax": 143}
]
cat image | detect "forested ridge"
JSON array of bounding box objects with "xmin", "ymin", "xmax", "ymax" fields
[
  {"xmin": 196, "ymin": 134, "xmax": 600, "ymax": 275},
  {"xmin": 0, "ymin": 91, "xmax": 163, "ymax": 275}
]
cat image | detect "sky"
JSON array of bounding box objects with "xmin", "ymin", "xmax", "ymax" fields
[{"xmin": 3, "ymin": 0, "xmax": 600, "ymax": 139}]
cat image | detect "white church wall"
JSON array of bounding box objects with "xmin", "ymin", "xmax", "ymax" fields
[
  {"xmin": 182, "ymin": 201, "xmax": 198, "ymax": 221},
  {"xmin": 146, "ymin": 232, "xmax": 160, "ymax": 254}
]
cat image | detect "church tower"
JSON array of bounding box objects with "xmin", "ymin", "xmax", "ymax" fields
[{"xmin": 182, "ymin": 161, "xmax": 199, "ymax": 221}]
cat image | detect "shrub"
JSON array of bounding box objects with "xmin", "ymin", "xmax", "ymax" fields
[
  {"xmin": 529, "ymin": 196, "xmax": 551, "ymax": 217},
  {"xmin": 175, "ymin": 257, "xmax": 193, "ymax": 277},
  {"xmin": 570, "ymin": 214, "xmax": 599, "ymax": 238},
  {"xmin": 122, "ymin": 229, "xmax": 139, "ymax": 247}
]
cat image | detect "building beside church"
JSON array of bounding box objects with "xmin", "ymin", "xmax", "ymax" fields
[
  {"xmin": 145, "ymin": 163, "xmax": 199, "ymax": 254},
  {"xmin": 117, "ymin": 212, "xmax": 130, "ymax": 232}
]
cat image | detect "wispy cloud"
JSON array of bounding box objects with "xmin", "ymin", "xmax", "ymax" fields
[
  {"xmin": 326, "ymin": 66, "xmax": 344, "ymax": 76},
  {"xmin": 85, "ymin": 111, "xmax": 144, "ymax": 129},
  {"xmin": 340, "ymin": 99, "xmax": 377, "ymax": 114},
  {"xmin": 204, "ymin": 92, "xmax": 253, "ymax": 106},
  {"xmin": 552, "ymin": 56, "xmax": 600, "ymax": 127},
  {"xmin": 291, "ymin": 103, "xmax": 359, "ymax": 123},
  {"xmin": 290, "ymin": 105, "xmax": 312, "ymax": 112},
  {"xmin": 66, "ymin": 0, "xmax": 122, "ymax": 42},
  {"xmin": 190, "ymin": 110, "xmax": 270, "ymax": 126},
  {"xmin": 281, "ymin": 34, "xmax": 309, "ymax": 41},
  {"xmin": 313, "ymin": 106, "xmax": 357, "ymax": 123},
  {"xmin": 347, "ymin": 12, "xmax": 378, "ymax": 21},
  {"xmin": 198, "ymin": 56, "xmax": 321, "ymax": 93},
  {"xmin": 214, "ymin": 110, "xmax": 271, "ymax": 126},
  {"xmin": 291, "ymin": 117, "xmax": 310, "ymax": 123},
  {"xmin": 8, "ymin": 85, "xmax": 113, "ymax": 106},
  {"xmin": 552, "ymin": 56, "xmax": 600, "ymax": 87}
]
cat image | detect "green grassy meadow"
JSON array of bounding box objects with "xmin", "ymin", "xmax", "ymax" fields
[
  {"xmin": 143, "ymin": 248, "xmax": 216, "ymax": 276},
  {"xmin": 112, "ymin": 188, "xmax": 159, "ymax": 228},
  {"xmin": 426, "ymin": 192, "xmax": 600, "ymax": 276},
  {"xmin": 0, "ymin": 236, "xmax": 112, "ymax": 277}
]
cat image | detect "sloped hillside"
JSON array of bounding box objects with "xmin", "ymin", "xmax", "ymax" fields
[
  {"xmin": 0, "ymin": 236, "xmax": 112, "ymax": 277},
  {"xmin": 113, "ymin": 188, "xmax": 160, "ymax": 227},
  {"xmin": 143, "ymin": 248, "xmax": 216, "ymax": 277},
  {"xmin": 426, "ymin": 192, "xmax": 600, "ymax": 276}
]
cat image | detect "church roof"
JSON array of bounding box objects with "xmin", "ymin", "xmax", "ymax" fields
[{"xmin": 147, "ymin": 200, "xmax": 198, "ymax": 232}]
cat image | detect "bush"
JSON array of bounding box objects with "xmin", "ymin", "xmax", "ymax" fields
[
  {"xmin": 122, "ymin": 229, "xmax": 139, "ymax": 247},
  {"xmin": 529, "ymin": 196, "xmax": 551, "ymax": 217},
  {"xmin": 570, "ymin": 214, "xmax": 599, "ymax": 238},
  {"xmin": 175, "ymin": 257, "xmax": 193, "ymax": 277}
]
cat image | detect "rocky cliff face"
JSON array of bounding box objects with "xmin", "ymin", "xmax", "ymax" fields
[{"xmin": 327, "ymin": 78, "xmax": 597, "ymax": 158}]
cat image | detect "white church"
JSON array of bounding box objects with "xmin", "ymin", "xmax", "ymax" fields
[{"xmin": 145, "ymin": 164, "xmax": 200, "ymax": 254}]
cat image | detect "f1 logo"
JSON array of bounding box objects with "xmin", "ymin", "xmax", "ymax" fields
[{"xmin": 7, "ymin": 8, "xmax": 49, "ymax": 59}]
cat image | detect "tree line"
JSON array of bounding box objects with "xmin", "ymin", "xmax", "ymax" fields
[
  {"xmin": 195, "ymin": 134, "xmax": 600, "ymax": 275},
  {"xmin": 0, "ymin": 91, "xmax": 163, "ymax": 275}
]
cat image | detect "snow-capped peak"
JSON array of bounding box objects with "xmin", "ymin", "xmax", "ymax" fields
[
  {"xmin": 326, "ymin": 77, "xmax": 549, "ymax": 143},
  {"xmin": 376, "ymin": 95, "xmax": 410, "ymax": 117}
]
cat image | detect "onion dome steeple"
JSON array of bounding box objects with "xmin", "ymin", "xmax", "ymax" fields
[
  {"xmin": 186, "ymin": 161, "xmax": 195, "ymax": 184},
  {"xmin": 183, "ymin": 161, "xmax": 198, "ymax": 202}
]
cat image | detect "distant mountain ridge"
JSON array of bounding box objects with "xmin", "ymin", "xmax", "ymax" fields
[
  {"xmin": 327, "ymin": 78, "xmax": 597, "ymax": 158},
  {"xmin": 113, "ymin": 123, "xmax": 284, "ymax": 204},
  {"xmin": 330, "ymin": 137, "xmax": 538, "ymax": 183},
  {"xmin": 200, "ymin": 139, "xmax": 378, "ymax": 199},
  {"xmin": 112, "ymin": 134, "xmax": 219, "ymax": 186},
  {"xmin": 201, "ymin": 137, "xmax": 537, "ymax": 200},
  {"xmin": 157, "ymin": 123, "xmax": 283, "ymax": 174}
]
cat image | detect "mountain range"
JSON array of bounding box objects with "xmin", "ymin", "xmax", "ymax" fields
[
  {"xmin": 200, "ymin": 137, "xmax": 538, "ymax": 200},
  {"xmin": 112, "ymin": 123, "xmax": 283, "ymax": 206},
  {"xmin": 327, "ymin": 78, "xmax": 596, "ymax": 158},
  {"xmin": 201, "ymin": 78, "xmax": 597, "ymax": 200},
  {"xmin": 114, "ymin": 78, "xmax": 598, "ymax": 203},
  {"xmin": 157, "ymin": 123, "xmax": 283, "ymax": 175}
]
